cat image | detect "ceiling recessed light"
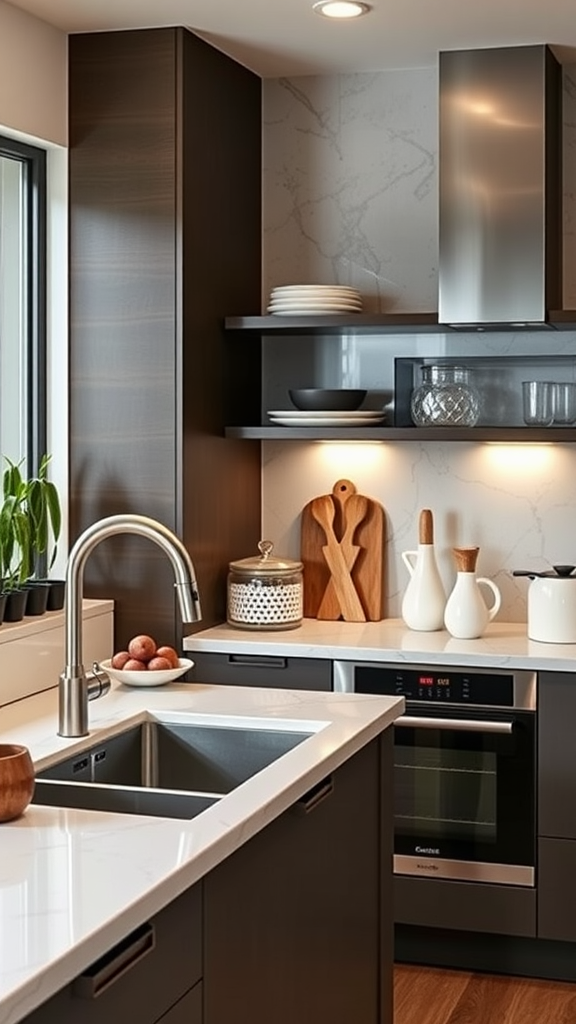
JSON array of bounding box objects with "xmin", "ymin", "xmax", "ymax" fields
[{"xmin": 313, "ymin": 1, "xmax": 372, "ymax": 18}]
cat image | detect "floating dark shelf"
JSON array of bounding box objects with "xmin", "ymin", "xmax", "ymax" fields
[
  {"xmin": 225, "ymin": 311, "xmax": 576, "ymax": 334},
  {"xmin": 225, "ymin": 425, "xmax": 576, "ymax": 442},
  {"xmin": 224, "ymin": 312, "xmax": 441, "ymax": 334}
]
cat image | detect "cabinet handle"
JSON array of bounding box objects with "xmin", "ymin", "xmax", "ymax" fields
[
  {"xmin": 295, "ymin": 776, "xmax": 334, "ymax": 815},
  {"xmin": 227, "ymin": 654, "xmax": 287, "ymax": 669},
  {"xmin": 72, "ymin": 923, "xmax": 156, "ymax": 999}
]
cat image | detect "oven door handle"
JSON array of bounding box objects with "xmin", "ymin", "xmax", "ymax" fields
[{"xmin": 397, "ymin": 715, "xmax": 514, "ymax": 734}]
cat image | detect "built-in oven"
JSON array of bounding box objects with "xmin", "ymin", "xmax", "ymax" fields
[{"xmin": 334, "ymin": 662, "xmax": 537, "ymax": 887}]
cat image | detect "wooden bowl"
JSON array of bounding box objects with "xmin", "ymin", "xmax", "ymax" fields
[{"xmin": 0, "ymin": 744, "xmax": 35, "ymax": 822}]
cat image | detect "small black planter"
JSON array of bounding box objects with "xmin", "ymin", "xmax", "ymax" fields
[
  {"xmin": 0, "ymin": 592, "xmax": 6, "ymax": 626},
  {"xmin": 46, "ymin": 579, "xmax": 66, "ymax": 611},
  {"xmin": 32, "ymin": 578, "xmax": 66, "ymax": 611},
  {"xmin": 25, "ymin": 582, "xmax": 51, "ymax": 616},
  {"xmin": 3, "ymin": 588, "xmax": 29, "ymax": 623}
]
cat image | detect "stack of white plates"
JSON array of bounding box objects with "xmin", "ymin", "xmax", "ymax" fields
[
  {"xmin": 267, "ymin": 410, "xmax": 385, "ymax": 427},
  {"xmin": 267, "ymin": 284, "xmax": 362, "ymax": 316}
]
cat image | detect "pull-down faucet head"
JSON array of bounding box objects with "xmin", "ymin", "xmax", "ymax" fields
[{"xmin": 58, "ymin": 514, "xmax": 202, "ymax": 738}]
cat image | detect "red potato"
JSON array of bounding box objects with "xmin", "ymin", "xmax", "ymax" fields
[
  {"xmin": 128, "ymin": 634, "xmax": 157, "ymax": 663},
  {"xmin": 147, "ymin": 656, "xmax": 173, "ymax": 672},
  {"xmin": 111, "ymin": 650, "xmax": 131, "ymax": 670},
  {"xmin": 155, "ymin": 645, "xmax": 180, "ymax": 669},
  {"xmin": 123, "ymin": 658, "xmax": 148, "ymax": 672}
]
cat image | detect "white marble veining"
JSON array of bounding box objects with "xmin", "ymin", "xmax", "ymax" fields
[
  {"xmin": 0, "ymin": 681, "xmax": 402, "ymax": 1024},
  {"xmin": 263, "ymin": 70, "xmax": 438, "ymax": 313},
  {"xmin": 185, "ymin": 617, "xmax": 576, "ymax": 672}
]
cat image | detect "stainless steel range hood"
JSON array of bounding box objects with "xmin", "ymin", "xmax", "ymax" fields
[{"xmin": 438, "ymin": 45, "xmax": 563, "ymax": 329}]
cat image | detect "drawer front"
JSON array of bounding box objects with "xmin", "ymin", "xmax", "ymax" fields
[
  {"xmin": 538, "ymin": 838, "xmax": 576, "ymax": 941},
  {"xmin": 24, "ymin": 885, "xmax": 202, "ymax": 1024},
  {"xmin": 188, "ymin": 652, "xmax": 332, "ymax": 691},
  {"xmin": 395, "ymin": 875, "xmax": 536, "ymax": 937}
]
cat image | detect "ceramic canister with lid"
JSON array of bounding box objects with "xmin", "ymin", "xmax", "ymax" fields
[{"xmin": 227, "ymin": 540, "xmax": 303, "ymax": 630}]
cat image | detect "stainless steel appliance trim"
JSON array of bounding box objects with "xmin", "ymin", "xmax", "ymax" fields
[
  {"xmin": 397, "ymin": 716, "xmax": 513, "ymax": 734},
  {"xmin": 332, "ymin": 660, "xmax": 537, "ymax": 710},
  {"xmin": 394, "ymin": 854, "xmax": 534, "ymax": 887}
]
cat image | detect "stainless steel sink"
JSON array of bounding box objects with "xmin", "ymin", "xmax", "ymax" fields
[{"xmin": 32, "ymin": 715, "xmax": 314, "ymax": 819}]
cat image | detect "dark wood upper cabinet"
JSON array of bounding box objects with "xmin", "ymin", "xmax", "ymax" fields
[{"xmin": 68, "ymin": 28, "xmax": 262, "ymax": 649}]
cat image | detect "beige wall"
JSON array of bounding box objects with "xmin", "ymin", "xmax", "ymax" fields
[{"xmin": 0, "ymin": 0, "xmax": 66, "ymax": 146}]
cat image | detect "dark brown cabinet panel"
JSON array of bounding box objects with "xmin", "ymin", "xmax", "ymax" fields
[
  {"xmin": 23, "ymin": 883, "xmax": 202, "ymax": 1024},
  {"xmin": 538, "ymin": 671, "xmax": 576, "ymax": 840},
  {"xmin": 538, "ymin": 838, "xmax": 576, "ymax": 941},
  {"xmin": 537, "ymin": 671, "xmax": 576, "ymax": 941},
  {"xmin": 203, "ymin": 733, "xmax": 393, "ymax": 1024},
  {"xmin": 68, "ymin": 28, "xmax": 262, "ymax": 650}
]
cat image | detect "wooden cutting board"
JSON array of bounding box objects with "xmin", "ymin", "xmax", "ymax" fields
[{"xmin": 300, "ymin": 479, "xmax": 385, "ymax": 621}]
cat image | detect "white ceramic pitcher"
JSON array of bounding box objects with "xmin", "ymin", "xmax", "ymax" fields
[
  {"xmin": 444, "ymin": 546, "xmax": 501, "ymax": 639},
  {"xmin": 401, "ymin": 509, "xmax": 446, "ymax": 631}
]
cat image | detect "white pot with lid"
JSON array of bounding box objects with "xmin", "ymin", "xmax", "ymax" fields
[{"xmin": 513, "ymin": 564, "xmax": 576, "ymax": 643}]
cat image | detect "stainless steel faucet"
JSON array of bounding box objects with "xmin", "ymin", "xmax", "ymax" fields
[{"xmin": 58, "ymin": 514, "xmax": 202, "ymax": 737}]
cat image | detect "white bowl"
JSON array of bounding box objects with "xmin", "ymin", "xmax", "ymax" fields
[{"xmin": 99, "ymin": 657, "xmax": 194, "ymax": 687}]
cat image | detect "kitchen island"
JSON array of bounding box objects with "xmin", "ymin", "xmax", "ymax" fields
[{"xmin": 0, "ymin": 681, "xmax": 402, "ymax": 1024}]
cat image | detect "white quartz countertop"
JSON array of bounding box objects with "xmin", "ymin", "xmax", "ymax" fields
[
  {"xmin": 183, "ymin": 617, "xmax": 576, "ymax": 671},
  {"xmin": 0, "ymin": 681, "xmax": 402, "ymax": 1024}
]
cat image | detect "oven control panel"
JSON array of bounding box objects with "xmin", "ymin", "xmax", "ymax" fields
[{"xmin": 354, "ymin": 665, "xmax": 515, "ymax": 706}]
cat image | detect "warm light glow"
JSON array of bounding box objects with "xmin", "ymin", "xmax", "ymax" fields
[
  {"xmin": 313, "ymin": 1, "xmax": 372, "ymax": 18},
  {"xmin": 482, "ymin": 444, "xmax": 555, "ymax": 470},
  {"xmin": 316, "ymin": 441, "xmax": 383, "ymax": 472},
  {"xmin": 468, "ymin": 100, "xmax": 496, "ymax": 116}
]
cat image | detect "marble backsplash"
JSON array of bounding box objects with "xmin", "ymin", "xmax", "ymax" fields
[{"xmin": 260, "ymin": 63, "xmax": 576, "ymax": 624}]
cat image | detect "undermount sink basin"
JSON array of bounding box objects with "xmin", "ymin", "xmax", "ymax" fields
[{"xmin": 32, "ymin": 715, "xmax": 314, "ymax": 820}]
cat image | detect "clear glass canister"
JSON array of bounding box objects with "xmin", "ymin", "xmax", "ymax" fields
[
  {"xmin": 227, "ymin": 540, "xmax": 303, "ymax": 631},
  {"xmin": 410, "ymin": 364, "xmax": 481, "ymax": 427}
]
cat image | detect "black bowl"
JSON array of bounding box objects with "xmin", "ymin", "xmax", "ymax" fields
[{"xmin": 288, "ymin": 388, "xmax": 367, "ymax": 412}]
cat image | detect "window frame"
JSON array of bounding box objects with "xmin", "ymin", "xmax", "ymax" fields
[{"xmin": 0, "ymin": 133, "xmax": 47, "ymax": 475}]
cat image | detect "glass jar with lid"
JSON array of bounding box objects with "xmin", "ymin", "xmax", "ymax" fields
[
  {"xmin": 410, "ymin": 364, "xmax": 481, "ymax": 427},
  {"xmin": 227, "ymin": 540, "xmax": 303, "ymax": 630}
]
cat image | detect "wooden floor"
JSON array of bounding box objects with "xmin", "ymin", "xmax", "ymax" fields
[{"xmin": 394, "ymin": 964, "xmax": 576, "ymax": 1024}]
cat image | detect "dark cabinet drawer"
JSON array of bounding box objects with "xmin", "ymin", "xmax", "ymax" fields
[
  {"xmin": 395, "ymin": 875, "xmax": 536, "ymax": 937},
  {"xmin": 538, "ymin": 838, "xmax": 576, "ymax": 941},
  {"xmin": 24, "ymin": 884, "xmax": 202, "ymax": 1024},
  {"xmin": 188, "ymin": 652, "xmax": 332, "ymax": 691}
]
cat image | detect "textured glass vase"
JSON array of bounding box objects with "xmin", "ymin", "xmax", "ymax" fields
[{"xmin": 410, "ymin": 364, "xmax": 480, "ymax": 427}]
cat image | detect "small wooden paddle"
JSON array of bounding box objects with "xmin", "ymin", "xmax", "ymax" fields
[
  {"xmin": 310, "ymin": 494, "xmax": 366, "ymax": 621},
  {"xmin": 317, "ymin": 490, "xmax": 368, "ymax": 619}
]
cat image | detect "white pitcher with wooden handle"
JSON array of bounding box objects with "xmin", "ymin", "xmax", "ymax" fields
[
  {"xmin": 401, "ymin": 509, "xmax": 446, "ymax": 631},
  {"xmin": 444, "ymin": 546, "xmax": 501, "ymax": 639}
]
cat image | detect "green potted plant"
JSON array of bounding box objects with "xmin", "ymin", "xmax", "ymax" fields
[
  {"xmin": 1, "ymin": 454, "xmax": 63, "ymax": 619},
  {"xmin": 0, "ymin": 471, "xmax": 32, "ymax": 621}
]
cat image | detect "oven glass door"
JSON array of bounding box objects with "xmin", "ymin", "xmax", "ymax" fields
[{"xmin": 394, "ymin": 705, "xmax": 535, "ymax": 877}]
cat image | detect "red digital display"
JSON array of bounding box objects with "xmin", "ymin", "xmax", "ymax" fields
[{"xmin": 419, "ymin": 676, "xmax": 434, "ymax": 686}]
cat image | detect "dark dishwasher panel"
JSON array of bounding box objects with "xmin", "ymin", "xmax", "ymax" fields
[{"xmin": 186, "ymin": 652, "xmax": 331, "ymax": 690}]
